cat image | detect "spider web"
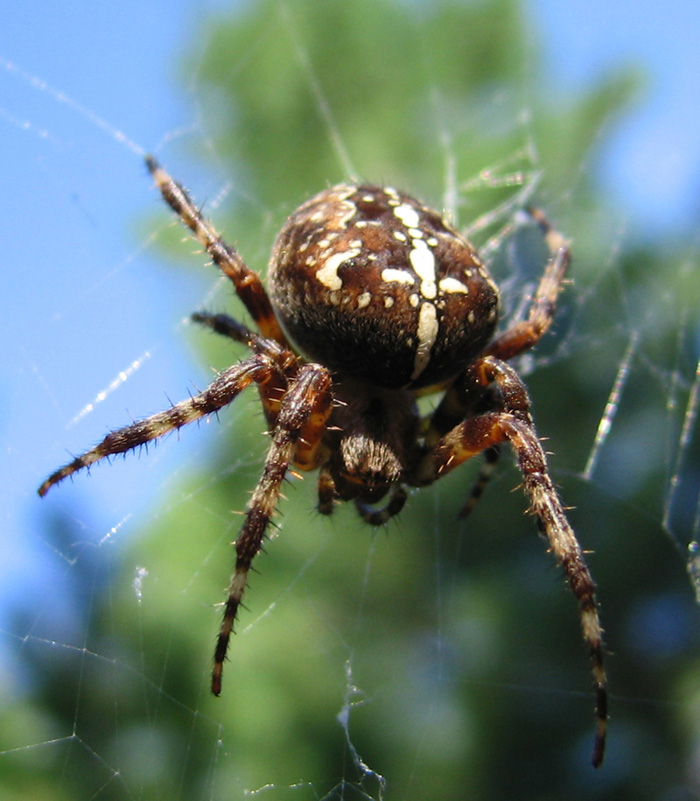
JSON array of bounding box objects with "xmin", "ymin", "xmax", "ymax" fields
[{"xmin": 3, "ymin": 1, "xmax": 700, "ymax": 799}]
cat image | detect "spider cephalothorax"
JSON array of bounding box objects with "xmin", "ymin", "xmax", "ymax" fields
[{"xmin": 39, "ymin": 157, "xmax": 607, "ymax": 766}]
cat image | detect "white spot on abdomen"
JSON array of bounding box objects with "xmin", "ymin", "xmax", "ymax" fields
[
  {"xmin": 438, "ymin": 277, "xmax": 468, "ymax": 294},
  {"xmin": 316, "ymin": 248, "xmax": 360, "ymax": 290},
  {"xmin": 381, "ymin": 268, "xmax": 415, "ymax": 285},
  {"xmin": 410, "ymin": 240, "xmax": 437, "ymax": 299},
  {"xmin": 357, "ymin": 291, "xmax": 371, "ymax": 309},
  {"xmin": 393, "ymin": 203, "xmax": 421, "ymax": 228},
  {"xmin": 412, "ymin": 302, "xmax": 439, "ymax": 380}
]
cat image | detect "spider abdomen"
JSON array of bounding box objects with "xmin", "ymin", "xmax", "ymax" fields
[{"xmin": 269, "ymin": 184, "xmax": 500, "ymax": 389}]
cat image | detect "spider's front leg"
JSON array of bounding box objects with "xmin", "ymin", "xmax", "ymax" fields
[
  {"xmin": 147, "ymin": 157, "xmax": 288, "ymax": 345},
  {"xmin": 212, "ymin": 363, "xmax": 333, "ymax": 696},
  {"xmin": 415, "ymin": 356, "xmax": 607, "ymax": 768}
]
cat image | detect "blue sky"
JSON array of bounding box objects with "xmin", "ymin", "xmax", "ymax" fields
[
  {"xmin": 1, "ymin": 0, "xmax": 699, "ymax": 651},
  {"xmin": 536, "ymin": 0, "xmax": 700, "ymax": 237}
]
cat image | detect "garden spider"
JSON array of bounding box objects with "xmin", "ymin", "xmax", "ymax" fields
[{"xmin": 39, "ymin": 157, "xmax": 607, "ymax": 766}]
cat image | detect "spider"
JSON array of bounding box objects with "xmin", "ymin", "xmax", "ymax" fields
[{"xmin": 39, "ymin": 157, "xmax": 607, "ymax": 766}]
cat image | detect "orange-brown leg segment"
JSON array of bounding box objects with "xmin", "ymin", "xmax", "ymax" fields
[
  {"xmin": 212, "ymin": 363, "xmax": 333, "ymax": 695},
  {"xmin": 416, "ymin": 356, "xmax": 607, "ymax": 767}
]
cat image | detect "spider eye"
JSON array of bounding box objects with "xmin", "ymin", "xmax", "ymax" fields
[{"xmin": 269, "ymin": 184, "xmax": 500, "ymax": 388}]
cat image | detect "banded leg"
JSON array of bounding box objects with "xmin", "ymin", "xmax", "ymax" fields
[
  {"xmin": 416, "ymin": 357, "xmax": 607, "ymax": 767},
  {"xmin": 146, "ymin": 156, "xmax": 288, "ymax": 344},
  {"xmin": 212, "ymin": 363, "xmax": 333, "ymax": 695},
  {"xmin": 192, "ymin": 310, "xmax": 297, "ymax": 428},
  {"xmin": 458, "ymin": 446, "xmax": 500, "ymax": 519},
  {"xmin": 192, "ymin": 311, "xmax": 282, "ymax": 358},
  {"xmin": 38, "ymin": 354, "xmax": 289, "ymax": 497},
  {"xmin": 485, "ymin": 207, "xmax": 570, "ymax": 362}
]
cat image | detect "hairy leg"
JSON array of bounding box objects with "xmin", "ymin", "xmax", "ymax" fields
[
  {"xmin": 147, "ymin": 156, "xmax": 287, "ymax": 344},
  {"xmin": 212, "ymin": 363, "xmax": 333, "ymax": 694},
  {"xmin": 38, "ymin": 354, "xmax": 288, "ymax": 497},
  {"xmin": 485, "ymin": 207, "xmax": 571, "ymax": 362},
  {"xmin": 415, "ymin": 357, "xmax": 607, "ymax": 767}
]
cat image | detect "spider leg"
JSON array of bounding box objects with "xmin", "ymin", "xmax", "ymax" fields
[
  {"xmin": 192, "ymin": 311, "xmax": 278, "ymax": 355},
  {"xmin": 192, "ymin": 310, "xmax": 296, "ymax": 428},
  {"xmin": 146, "ymin": 156, "xmax": 288, "ymax": 345},
  {"xmin": 457, "ymin": 445, "xmax": 500, "ymax": 519},
  {"xmin": 212, "ymin": 363, "xmax": 333, "ymax": 695},
  {"xmin": 485, "ymin": 207, "xmax": 570, "ymax": 362},
  {"xmin": 38, "ymin": 354, "xmax": 288, "ymax": 497},
  {"xmin": 422, "ymin": 369, "xmax": 501, "ymax": 518},
  {"xmin": 354, "ymin": 486, "xmax": 408, "ymax": 526},
  {"xmin": 424, "ymin": 207, "xmax": 570, "ymax": 496},
  {"xmin": 317, "ymin": 462, "xmax": 337, "ymax": 516},
  {"xmin": 415, "ymin": 356, "xmax": 607, "ymax": 768},
  {"xmin": 315, "ymin": 462, "xmax": 408, "ymax": 524}
]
